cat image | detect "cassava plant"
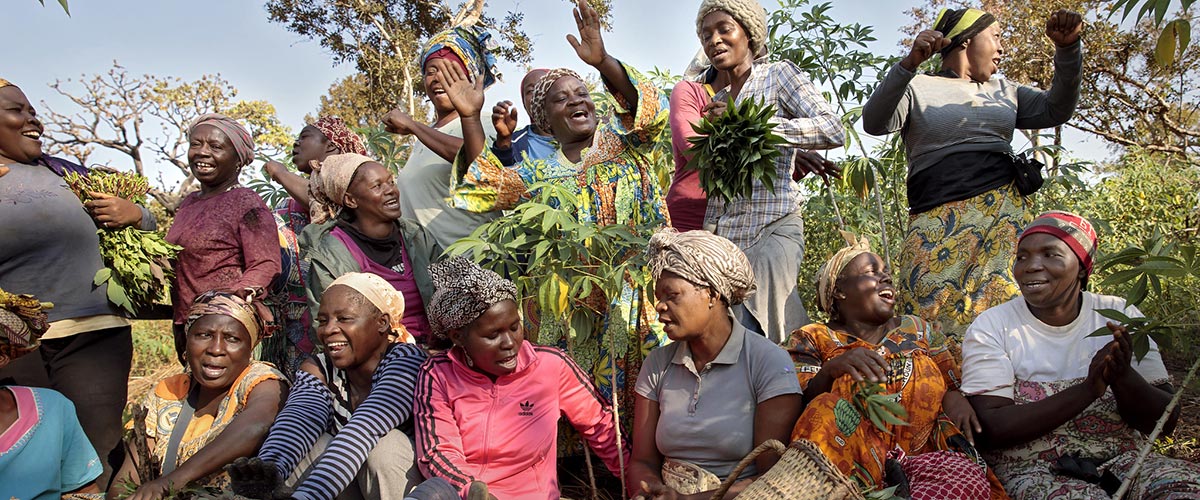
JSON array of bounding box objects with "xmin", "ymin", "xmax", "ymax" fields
[{"xmin": 685, "ymin": 96, "xmax": 785, "ymax": 205}]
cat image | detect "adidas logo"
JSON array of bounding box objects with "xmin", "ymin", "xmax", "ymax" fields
[{"xmin": 519, "ymin": 400, "xmax": 534, "ymax": 416}]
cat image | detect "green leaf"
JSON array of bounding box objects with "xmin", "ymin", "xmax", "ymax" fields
[
  {"xmin": 1095, "ymin": 308, "xmax": 1133, "ymax": 324},
  {"xmin": 1178, "ymin": 18, "xmax": 1192, "ymax": 53},
  {"xmin": 93, "ymin": 267, "xmax": 112, "ymax": 286},
  {"xmin": 1132, "ymin": 331, "xmax": 1151, "ymax": 361},
  {"xmin": 1155, "ymin": 20, "xmax": 1178, "ymax": 66},
  {"xmin": 1127, "ymin": 275, "xmax": 1149, "ymax": 305},
  {"xmin": 1087, "ymin": 326, "xmax": 1114, "ymax": 338}
]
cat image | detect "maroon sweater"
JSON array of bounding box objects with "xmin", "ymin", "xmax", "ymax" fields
[{"xmin": 166, "ymin": 187, "xmax": 281, "ymax": 323}]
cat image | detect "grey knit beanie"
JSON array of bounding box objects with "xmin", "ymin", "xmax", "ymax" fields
[{"xmin": 695, "ymin": 0, "xmax": 769, "ymax": 56}]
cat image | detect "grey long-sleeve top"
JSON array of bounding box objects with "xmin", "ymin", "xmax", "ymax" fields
[{"xmin": 861, "ymin": 41, "xmax": 1083, "ymax": 179}]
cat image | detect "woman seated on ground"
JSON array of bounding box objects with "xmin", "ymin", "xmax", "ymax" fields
[
  {"xmin": 629, "ymin": 230, "xmax": 802, "ymax": 500},
  {"xmin": 0, "ymin": 385, "xmax": 103, "ymax": 499},
  {"xmin": 301, "ymin": 153, "xmax": 441, "ymax": 344},
  {"xmin": 414, "ymin": 256, "xmax": 627, "ymax": 500},
  {"xmin": 962, "ymin": 211, "xmax": 1200, "ymax": 499},
  {"xmin": 787, "ymin": 233, "xmax": 1005, "ymax": 499},
  {"xmin": 263, "ymin": 116, "xmax": 369, "ymax": 376},
  {"xmin": 111, "ymin": 291, "xmax": 286, "ymax": 499},
  {"xmin": 230, "ymin": 273, "xmax": 428, "ymax": 500}
]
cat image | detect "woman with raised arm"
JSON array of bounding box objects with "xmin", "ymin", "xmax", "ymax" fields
[
  {"xmin": 962, "ymin": 211, "xmax": 1200, "ymax": 499},
  {"xmin": 861, "ymin": 9, "xmax": 1084, "ymax": 340},
  {"xmin": 437, "ymin": 0, "xmax": 672, "ymax": 427},
  {"xmin": 262, "ymin": 117, "xmax": 369, "ymax": 375},
  {"xmin": 667, "ymin": 0, "xmax": 844, "ymax": 343},
  {"xmin": 384, "ymin": 25, "xmax": 502, "ymax": 250}
]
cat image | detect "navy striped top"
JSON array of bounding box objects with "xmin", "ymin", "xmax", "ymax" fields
[{"xmin": 257, "ymin": 342, "xmax": 426, "ymax": 500}]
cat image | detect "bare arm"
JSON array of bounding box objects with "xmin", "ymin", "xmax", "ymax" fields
[
  {"xmin": 567, "ymin": 0, "xmax": 637, "ymax": 113},
  {"xmin": 264, "ymin": 161, "xmax": 311, "ymax": 209}
]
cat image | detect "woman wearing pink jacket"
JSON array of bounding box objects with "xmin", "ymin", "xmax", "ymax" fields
[{"xmin": 413, "ymin": 256, "xmax": 629, "ymax": 499}]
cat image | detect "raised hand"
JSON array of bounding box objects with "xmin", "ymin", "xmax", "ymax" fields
[
  {"xmin": 383, "ymin": 108, "xmax": 418, "ymax": 136},
  {"xmin": 430, "ymin": 58, "xmax": 485, "ymax": 120},
  {"xmin": 901, "ymin": 29, "xmax": 951, "ymax": 71},
  {"xmin": 1045, "ymin": 9, "xmax": 1083, "ymax": 48},
  {"xmin": 491, "ymin": 100, "xmax": 519, "ymax": 144},
  {"xmin": 566, "ymin": 0, "xmax": 607, "ymax": 67}
]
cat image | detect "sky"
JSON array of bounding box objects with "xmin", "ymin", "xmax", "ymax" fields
[{"xmin": 5, "ymin": 0, "xmax": 1109, "ymax": 180}]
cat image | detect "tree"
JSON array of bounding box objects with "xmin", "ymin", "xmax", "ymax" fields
[
  {"xmin": 903, "ymin": 0, "xmax": 1200, "ymax": 158},
  {"xmin": 311, "ymin": 73, "xmax": 405, "ymax": 129},
  {"xmin": 264, "ymin": 0, "xmax": 612, "ymax": 121},
  {"xmin": 41, "ymin": 62, "xmax": 292, "ymax": 212}
]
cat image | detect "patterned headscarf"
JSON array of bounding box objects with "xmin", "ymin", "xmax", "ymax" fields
[
  {"xmin": 313, "ymin": 116, "xmax": 367, "ymax": 156},
  {"xmin": 815, "ymin": 231, "xmax": 873, "ymax": 314},
  {"xmin": 326, "ymin": 273, "xmax": 414, "ymax": 344},
  {"xmin": 932, "ymin": 8, "xmax": 997, "ymax": 56},
  {"xmin": 529, "ymin": 68, "xmax": 584, "ymax": 135},
  {"xmin": 646, "ymin": 229, "xmax": 756, "ymax": 305},
  {"xmin": 0, "ymin": 78, "xmax": 13, "ymax": 89},
  {"xmin": 419, "ymin": 25, "xmax": 503, "ymax": 90},
  {"xmin": 427, "ymin": 256, "xmax": 518, "ymax": 339},
  {"xmin": 1020, "ymin": 210, "xmax": 1098, "ymax": 278},
  {"xmin": 185, "ymin": 290, "xmax": 271, "ymax": 347},
  {"xmin": 0, "ymin": 289, "xmax": 51, "ymax": 369},
  {"xmin": 188, "ymin": 113, "xmax": 256, "ymax": 167},
  {"xmin": 696, "ymin": 0, "xmax": 769, "ymax": 56},
  {"xmin": 308, "ymin": 153, "xmax": 373, "ymax": 224}
]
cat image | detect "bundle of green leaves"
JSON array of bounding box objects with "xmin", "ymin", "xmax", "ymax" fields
[
  {"xmin": 63, "ymin": 171, "xmax": 181, "ymax": 315},
  {"xmin": 685, "ymin": 96, "xmax": 786, "ymax": 204},
  {"xmin": 853, "ymin": 379, "xmax": 909, "ymax": 435}
]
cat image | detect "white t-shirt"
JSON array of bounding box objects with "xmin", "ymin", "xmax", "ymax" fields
[{"xmin": 961, "ymin": 292, "xmax": 1170, "ymax": 399}]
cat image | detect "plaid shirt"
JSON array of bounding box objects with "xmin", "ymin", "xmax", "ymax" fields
[{"xmin": 704, "ymin": 59, "xmax": 844, "ymax": 248}]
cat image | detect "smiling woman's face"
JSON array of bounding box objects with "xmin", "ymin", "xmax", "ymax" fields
[
  {"xmin": 0, "ymin": 86, "xmax": 45, "ymax": 165},
  {"xmin": 699, "ymin": 10, "xmax": 754, "ymax": 72},
  {"xmin": 543, "ymin": 76, "xmax": 597, "ymax": 143}
]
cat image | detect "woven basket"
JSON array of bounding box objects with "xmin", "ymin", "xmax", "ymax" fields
[{"xmin": 710, "ymin": 439, "xmax": 864, "ymax": 500}]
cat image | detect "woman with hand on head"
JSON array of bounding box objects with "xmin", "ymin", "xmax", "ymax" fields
[
  {"xmin": 0, "ymin": 77, "xmax": 157, "ymax": 487},
  {"xmin": 167, "ymin": 113, "xmax": 282, "ymax": 360},
  {"xmin": 668, "ymin": 0, "xmax": 844, "ymax": 342},
  {"xmin": 414, "ymin": 256, "xmax": 628, "ymax": 500},
  {"xmin": 862, "ymin": 9, "xmax": 1084, "ymax": 341},
  {"xmin": 787, "ymin": 233, "xmax": 1006, "ymax": 499},
  {"xmin": 231, "ymin": 272, "xmax": 428, "ymax": 500},
  {"xmin": 962, "ymin": 211, "xmax": 1200, "ymax": 499},
  {"xmin": 385, "ymin": 25, "xmax": 502, "ymax": 250},
  {"xmin": 440, "ymin": 0, "xmax": 672, "ymax": 429},
  {"xmin": 112, "ymin": 291, "xmax": 287, "ymax": 500},
  {"xmin": 629, "ymin": 229, "xmax": 802, "ymax": 500},
  {"xmin": 301, "ymin": 153, "xmax": 440, "ymax": 344},
  {"xmin": 262, "ymin": 116, "xmax": 369, "ymax": 376}
]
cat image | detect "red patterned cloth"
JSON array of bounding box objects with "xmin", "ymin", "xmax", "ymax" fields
[
  {"xmin": 898, "ymin": 449, "xmax": 990, "ymax": 499},
  {"xmin": 313, "ymin": 116, "xmax": 368, "ymax": 156}
]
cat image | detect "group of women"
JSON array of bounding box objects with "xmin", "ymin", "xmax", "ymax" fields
[{"xmin": 2, "ymin": 0, "xmax": 1200, "ymax": 498}]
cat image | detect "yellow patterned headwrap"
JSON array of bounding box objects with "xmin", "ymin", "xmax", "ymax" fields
[
  {"xmin": 815, "ymin": 231, "xmax": 873, "ymax": 314},
  {"xmin": 0, "ymin": 78, "xmax": 14, "ymax": 89}
]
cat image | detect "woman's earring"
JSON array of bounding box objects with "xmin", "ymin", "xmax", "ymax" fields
[{"xmin": 459, "ymin": 345, "xmax": 474, "ymax": 367}]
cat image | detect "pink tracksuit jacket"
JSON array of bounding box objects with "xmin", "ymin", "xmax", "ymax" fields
[{"xmin": 414, "ymin": 341, "xmax": 629, "ymax": 499}]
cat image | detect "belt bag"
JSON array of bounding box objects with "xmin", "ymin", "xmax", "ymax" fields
[{"xmin": 1010, "ymin": 151, "xmax": 1045, "ymax": 196}]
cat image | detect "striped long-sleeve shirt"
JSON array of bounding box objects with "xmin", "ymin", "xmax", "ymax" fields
[{"xmin": 257, "ymin": 342, "xmax": 427, "ymax": 500}]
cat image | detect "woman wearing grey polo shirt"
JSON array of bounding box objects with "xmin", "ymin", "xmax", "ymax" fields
[{"xmin": 630, "ymin": 229, "xmax": 803, "ymax": 500}]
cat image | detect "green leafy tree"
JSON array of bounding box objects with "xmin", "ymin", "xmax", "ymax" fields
[{"xmin": 264, "ymin": 0, "xmax": 612, "ymax": 121}]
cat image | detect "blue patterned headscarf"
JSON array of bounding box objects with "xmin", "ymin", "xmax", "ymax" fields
[{"xmin": 419, "ymin": 26, "xmax": 503, "ymax": 90}]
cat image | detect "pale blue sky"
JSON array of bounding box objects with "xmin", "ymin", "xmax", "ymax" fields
[{"xmin": 6, "ymin": 0, "xmax": 1105, "ymax": 178}]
